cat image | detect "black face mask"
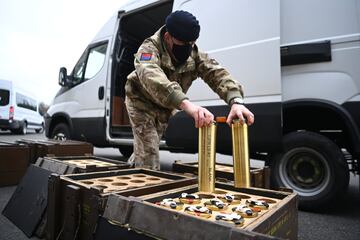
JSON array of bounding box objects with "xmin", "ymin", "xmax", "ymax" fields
[{"xmin": 172, "ymin": 43, "xmax": 192, "ymax": 64}]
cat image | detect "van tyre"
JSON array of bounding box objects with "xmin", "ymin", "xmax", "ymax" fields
[
  {"xmin": 118, "ymin": 146, "xmax": 133, "ymax": 158},
  {"xmin": 269, "ymin": 131, "xmax": 349, "ymax": 211},
  {"xmin": 51, "ymin": 123, "xmax": 70, "ymax": 140}
]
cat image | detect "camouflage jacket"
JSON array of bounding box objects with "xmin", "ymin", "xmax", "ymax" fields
[{"xmin": 125, "ymin": 26, "xmax": 244, "ymax": 113}]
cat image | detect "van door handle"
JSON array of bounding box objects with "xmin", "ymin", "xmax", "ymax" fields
[{"xmin": 98, "ymin": 86, "xmax": 104, "ymax": 100}]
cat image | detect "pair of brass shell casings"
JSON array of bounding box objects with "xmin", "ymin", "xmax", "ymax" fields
[{"xmin": 198, "ymin": 120, "xmax": 250, "ymax": 192}]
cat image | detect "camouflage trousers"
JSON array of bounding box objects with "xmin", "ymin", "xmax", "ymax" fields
[{"xmin": 125, "ymin": 98, "xmax": 170, "ymax": 170}]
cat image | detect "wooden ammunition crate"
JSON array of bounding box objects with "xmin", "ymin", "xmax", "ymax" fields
[
  {"xmin": 173, "ymin": 161, "xmax": 271, "ymax": 189},
  {"xmin": 35, "ymin": 155, "xmax": 130, "ymax": 174},
  {"xmin": 35, "ymin": 156, "xmax": 129, "ymax": 237},
  {"xmin": 3, "ymin": 155, "xmax": 130, "ymax": 239},
  {"xmin": 16, "ymin": 139, "xmax": 93, "ymax": 163},
  {"xmin": 0, "ymin": 141, "xmax": 30, "ymax": 186},
  {"xmin": 102, "ymin": 183, "xmax": 298, "ymax": 240},
  {"xmin": 47, "ymin": 169, "xmax": 197, "ymax": 240}
]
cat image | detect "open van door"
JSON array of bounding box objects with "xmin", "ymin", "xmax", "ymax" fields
[
  {"xmin": 105, "ymin": 0, "xmax": 174, "ymax": 156},
  {"xmin": 165, "ymin": 0, "xmax": 282, "ymax": 154}
]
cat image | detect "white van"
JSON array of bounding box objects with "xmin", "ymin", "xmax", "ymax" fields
[
  {"xmin": 0, "ymin": 79, "xmax": 44, "ymax": 134},
  {"xmin": 45, "ymin": 0, "xmax": 360, "ymax": 210}
]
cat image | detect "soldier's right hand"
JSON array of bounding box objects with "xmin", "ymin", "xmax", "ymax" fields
[{"xmin": 180, "ymin": 100, "xmax": 214, "ymax": 128}]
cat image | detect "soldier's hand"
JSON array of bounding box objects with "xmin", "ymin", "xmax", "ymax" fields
[
  {"xmin": 180, "ymin": 100, "xmax": 214, "ymax": 128},
  {"xmin": 226, "ymin": 104, "xmax": 254, "ymax": 126}
]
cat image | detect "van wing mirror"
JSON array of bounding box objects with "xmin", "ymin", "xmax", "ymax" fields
[{"xmin": 58, "ymin": 67, "xmax": 70, "ymax": 87}]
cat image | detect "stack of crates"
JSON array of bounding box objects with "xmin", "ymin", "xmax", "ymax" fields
[
  {"xmin": 16, "ymin": 139, "xmax": 94, "ymax": 163},
  {"xmin": 2, "ymin": 139, "xmax": 131, "ymax": 238}
]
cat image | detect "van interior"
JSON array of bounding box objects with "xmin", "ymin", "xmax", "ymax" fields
[{"xmin": 110, "ymin": 0, "xmax": 173, "ymax": 137}]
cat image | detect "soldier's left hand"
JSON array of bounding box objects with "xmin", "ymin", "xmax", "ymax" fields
[{"xmin": 226, "ymin": 104, "xmax": 254, "ymax": 126}]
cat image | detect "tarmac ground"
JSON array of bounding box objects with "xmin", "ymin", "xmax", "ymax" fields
[{"xmin": 1, "ymin": 131, "xmax": 360, "ymax": 240}]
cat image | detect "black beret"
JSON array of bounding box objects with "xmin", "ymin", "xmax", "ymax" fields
[{"xmin": 165, "ymin": 10, "xmax": 200, "ymax": 42}]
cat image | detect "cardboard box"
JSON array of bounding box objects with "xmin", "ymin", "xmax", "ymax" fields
[
  {"xmin": 102, "ymin": 183, "xmax": 298, "ymax": 240},
  {"xmin": 0, "ymin": 141, "xmax": 30, "ymax": 186},
  {"xmin": 46, "ymin": 169, "xmax": 197, "ymax": 240},
  {"xmin": 173, "ymin": 161, "xmax": 271, "ymax": 189}
]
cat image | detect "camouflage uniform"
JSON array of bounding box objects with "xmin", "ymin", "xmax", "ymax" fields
[{"xmin": 125, "ymin": 26, "xmax": 244, "ymax": 170}]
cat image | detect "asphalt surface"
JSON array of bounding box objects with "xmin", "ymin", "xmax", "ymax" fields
[{"xmin": 0, "ymin": 131, "xmax": 360, "ymax": 240}]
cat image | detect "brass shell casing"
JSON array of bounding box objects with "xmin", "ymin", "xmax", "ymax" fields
[
  {"xmin": 232, "ymin": 120, "xmax": 250, "ymax": 188},
  {"xmin": 198, "ymin": 122, "xmax": 217, "ymax": 192}
]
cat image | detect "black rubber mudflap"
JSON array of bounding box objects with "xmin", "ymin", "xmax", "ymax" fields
[{"xmin": 2, "ymin": 165, "xmax": 52, "ymax": 237}]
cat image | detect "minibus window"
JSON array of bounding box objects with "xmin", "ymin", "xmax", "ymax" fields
[
  {"xmin": 0, "ymin": 89, "xmax": 10, "ymax": 106},
  {"xmin": 16, "ymin": 93, "xmax": 37, "ymax": 111}
]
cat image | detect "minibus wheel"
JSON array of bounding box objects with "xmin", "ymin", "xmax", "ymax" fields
[
  {"xmin": 20, "ymin": 122, "xmax": 27, "ymax": 135},
  {"xmin": 269, "ymin": 131, "xmax": 349, "ymax": 211}
]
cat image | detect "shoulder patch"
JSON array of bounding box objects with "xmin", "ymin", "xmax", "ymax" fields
[{"xmin": 140, "ymin": 53, "xmax": 152, "ymax": 61}]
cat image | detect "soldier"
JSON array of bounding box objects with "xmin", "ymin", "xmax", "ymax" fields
[{"xmin": 125, "ymin": 10, "xmax": 254, "ymax": 170}]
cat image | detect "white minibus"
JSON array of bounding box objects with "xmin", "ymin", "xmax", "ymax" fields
[{"xmin": 0, "ymin": 79, "xmax": 44, "ymax": 134}]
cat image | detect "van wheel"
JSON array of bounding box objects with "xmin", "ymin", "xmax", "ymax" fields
[
  {"xmin": 118, "ymin": 146, "xmax": 133, "ymax": 157},
  {"xmin": 20, "ymin": 122, "xmax": 27, "ymax": 135},
  {"xmin": 269, "ymin": 131, "xmax": 349, "ymax": 211},
  {"xmin": 51, "ymin": 123, "xmax": 70, "ymax": 140}
]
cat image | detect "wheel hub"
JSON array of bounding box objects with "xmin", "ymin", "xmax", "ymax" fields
[
  {"xmin": 279, "ymin": 147, "xmax": 331, "ymax": 197},
  {"xmin": 290, "ymin": 154, "xmax": 323, "ymax": 188}
]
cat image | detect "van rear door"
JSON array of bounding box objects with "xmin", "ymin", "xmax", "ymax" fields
[
  {"xmin": 0, "ymin": 89, "xmax": 10, "ymax": 120},
  {"xmin": 0, "ymin": 80, "xmax": 11, "ymax": 121}
]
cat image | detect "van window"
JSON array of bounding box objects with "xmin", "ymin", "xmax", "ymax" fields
[
  {"xmin": 85, "ymin": 44, "xmax": 107, "ymax": 79},
  {"xmin": 0, "ymin": 89, "xmax": 10, "ymax": 106},
  {"xmin": 72, "ymin": 42, "xmax": 108, "ymax": 85},
  {"xmin": 16, "ymin": 93, "xmax": 37, "ymax": 111}
]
